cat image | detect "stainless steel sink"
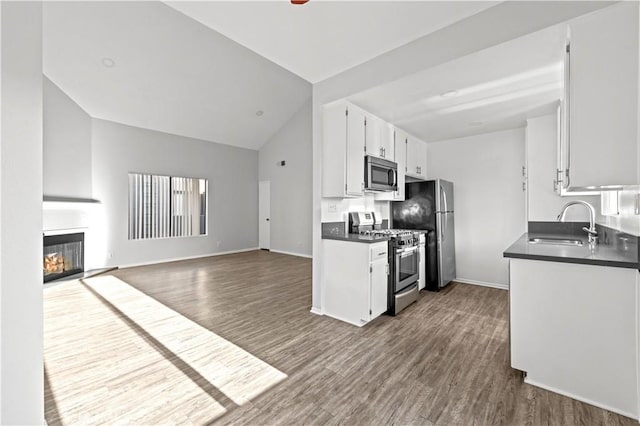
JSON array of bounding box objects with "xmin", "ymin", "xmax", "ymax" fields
[{"xmin": 528, "ymin": 237, "xmax": 584, "ymax": 246}]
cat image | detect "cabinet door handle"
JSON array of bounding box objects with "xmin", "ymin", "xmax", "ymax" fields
[
  {"xmin": 553, "ymin": 169, "xmax": 563, "ymax": 193},
  {"xmin": 563, "ymin": 43, "xmax": 571, "ymax": 191}
]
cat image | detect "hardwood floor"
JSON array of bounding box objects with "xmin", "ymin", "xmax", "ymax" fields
[{"xmin": 44, "ymin": 250, "xmax": 635, "ymax": 425}]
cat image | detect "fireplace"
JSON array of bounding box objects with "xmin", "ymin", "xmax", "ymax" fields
[{"xmin": 43, "ymin": 232, "xmax": 84, "ymax": 283}]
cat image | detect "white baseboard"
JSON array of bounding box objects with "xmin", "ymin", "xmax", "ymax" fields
[
  {"xmin": 454, "ymin": 278, "xmax": 508, "ymax": 291},
  {"xmin": 310, "ymin": 306, "xmax": 322, "ymax": 316},
  {"xmin": 524, "ymin": 377, "xmax": 638, "ymax": 421},
  {"xmin": 117, "ymin": 247, "xmax": 260, "ymax": 269},
  {"xmin": 269, "ymin": 249, "xmax": 312, "ymax": 259},
  {"xmin": 322, "ymin": 311, "xmax": 366, "ymax": 327}
]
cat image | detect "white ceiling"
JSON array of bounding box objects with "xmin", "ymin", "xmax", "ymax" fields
[
  {"xmin": 43, "ymin": 1, "xmax": 574, "ymax": 150},
  {"xmin": 350, "ymin": 22, "xmax": 568, "ymax": 142},
  {"xmin": 43, "ymin": 1, "xmax": 311, "ymax": 150},
  {"xmin": 165, "ymin": 1, "xmax": 499, "ymax": 84}
]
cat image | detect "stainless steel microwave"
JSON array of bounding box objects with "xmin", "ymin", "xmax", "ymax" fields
[{"xmin": 365, "ymin": 155, "xmax": 398, "ymax": 192}]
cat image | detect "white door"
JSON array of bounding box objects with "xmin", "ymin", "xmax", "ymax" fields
[{"xmin": 259, "ymin": 181, "xmax": 270, "ymax": 250}]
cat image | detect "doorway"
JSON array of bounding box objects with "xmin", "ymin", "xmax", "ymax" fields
[{"xmin": 259, "ymin": 181, "xmax": 271, "ymax": 250}]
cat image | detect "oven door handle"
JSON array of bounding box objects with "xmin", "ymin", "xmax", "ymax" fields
[{"xmin": 396, "ymin": 246, "xmax": 418, "ymax": 254}]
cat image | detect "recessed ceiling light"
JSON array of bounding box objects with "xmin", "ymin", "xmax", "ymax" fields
[
  {"xmin": 102, "ymin": 57, "xmax": 115, "ymax": 68},
  {"xmin": 255, "ymin": 110, "xmax": 264, "ymax": 117},
  {"xmin": 440, "ymin": 90, "xmax": 459, "ymax": 98},
  {"xmin": 468, "ymin": 121, "xmax": 484, "ymax": 127}
]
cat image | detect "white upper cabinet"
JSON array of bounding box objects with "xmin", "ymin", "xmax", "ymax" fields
[
  {"xmin": 322, "ymin": 101, "xmax": 366, "ymax": 198},
  {"xmin": 406, "ymin": 135, "xmax": 427, "ymax": 179},
  {"xmin": 365, "ymin": 114, "xmax": 394, "ymax": 161},
  {"xmin": 394, "ymin": 129, "xmax": 407, "ymax": 200},
  {"xmin": 375, "ymin": 127, "xmax": 407, "ymax": 201},
  {"xmin": 560, "ymin": 2, "xmax": 639, "ymax": 190}
]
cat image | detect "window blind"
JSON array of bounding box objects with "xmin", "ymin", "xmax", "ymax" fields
[{"xmin": 128, "ymin": 173, "xmax": 207, "ymax": 240}]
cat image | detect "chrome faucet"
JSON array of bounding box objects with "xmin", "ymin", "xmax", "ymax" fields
[{"xmin": 557, "ymin": 200, "xmax": 598, "ymax": 244}]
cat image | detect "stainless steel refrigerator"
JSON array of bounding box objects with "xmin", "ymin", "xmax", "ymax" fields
[{"xmin": 391, "ymin": 179, "xmax": 456, "ymax": 291}]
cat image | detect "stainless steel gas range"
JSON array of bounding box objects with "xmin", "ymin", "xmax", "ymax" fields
[{"xmin": 349, "ymin": 212, "xmax": 420, "ymax": 315}]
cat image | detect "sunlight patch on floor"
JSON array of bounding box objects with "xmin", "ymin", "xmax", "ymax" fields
[{"xmin": 44, "ymin": 275, "xmax": 287, "ymax": 424}]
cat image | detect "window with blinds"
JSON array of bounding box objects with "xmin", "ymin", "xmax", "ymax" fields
[{"xmin": 128, "ymin": 173, "xmax": 207, "ymax": 240}]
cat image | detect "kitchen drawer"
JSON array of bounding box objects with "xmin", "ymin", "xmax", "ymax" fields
[{"xmin": 370, "ymin": 243, "xmax": 389, "ymax": 262}]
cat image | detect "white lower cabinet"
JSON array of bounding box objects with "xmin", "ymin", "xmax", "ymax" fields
[
  {"xmin": 322, "ymin": 240, "xmax": 389, "ymax": 326},
  {"xmin": 510, "ymin": 259, "xmax": 639, "ymax": 418}
]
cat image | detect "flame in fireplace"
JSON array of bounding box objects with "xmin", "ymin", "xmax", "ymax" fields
[{"xmin": 43, "ymin": 253, "xmax": 66, "ymax": 274}]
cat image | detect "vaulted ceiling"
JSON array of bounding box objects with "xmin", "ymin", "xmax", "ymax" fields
[
  {"xmin": 43, "ymin": 1, "xmax": 501, "ymax": 150},
  {"xmin": 44, "ymin": 1, "xmax": 588, "ymax": 148},
  {"xmin": 165, "ymin": 1, "xmax": 499, "ymax": 84},
  {"xmin": 43, "ymin": 1, "xmax": 311, "ymax": 150}
]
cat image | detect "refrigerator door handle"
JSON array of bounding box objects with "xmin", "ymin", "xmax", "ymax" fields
[
  {"xmin": 441, "ymin": 184, "xmax": 448, "ymax": 213},
  {"xmin": 436, "ymin": 214, "xmax": 444, "ymax": 289},
  {"xmin": 442, "ymin": 216, "xmax": 446, "ymax": 243}
]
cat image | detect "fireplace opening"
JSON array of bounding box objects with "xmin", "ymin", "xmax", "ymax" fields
[{"xmin": 43, "ymin": 232, "xmax": 84, "ymax": 283}]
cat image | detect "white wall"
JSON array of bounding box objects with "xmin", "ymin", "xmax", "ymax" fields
[
  {"xmin": 43, "ymin": 77, "xmax": 92, "ymax": 198},
  {"xmin": 526, "ymin": 114, "xmax": 600, "ymax": 222},
  {"xmin": 0, "ymin": 2, "xmax": 44, "ymax": 423},
  {"xmin": 90, "ymin": 119, "xmax": 258, "ymax": 268},
  {"xmin": 427, "ymin": 128, "xmax": 527, "ymax": 288},
  {"xmin": 311, "ymin": 2, "xmax": 612, "ymax": 311},
  {"xmin": 258, "ymin": 99, "xmax": 312, "ymax": 257}
]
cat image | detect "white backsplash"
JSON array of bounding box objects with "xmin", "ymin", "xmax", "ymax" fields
[
  {"xmin": 597, "ymin": 189, "xmax": 640, "ymax": 236},
  {"xmin": 321, "ymin": 193, "xmax": 390, "ymax": 227}
]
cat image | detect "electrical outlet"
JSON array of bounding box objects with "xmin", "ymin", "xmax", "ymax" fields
[
  {"xmin": 216, "ymin": 241, "xmax": 221, "ymax": 248},
  {"xmin": 107, "ymin": 252, "xmax": 113, "ymax": 259},
  {"xmin": 328, "ymin": 203, "xmax": 337, "ymax": 213}
]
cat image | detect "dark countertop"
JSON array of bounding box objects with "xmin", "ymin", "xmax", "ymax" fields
[
  {"xmin": 322, "ymin": 233, "xmax": 390, "ymax": 244},
  {"xmin": 504, "ymin": 232, "xmax": 639, "ymax": 269}
]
